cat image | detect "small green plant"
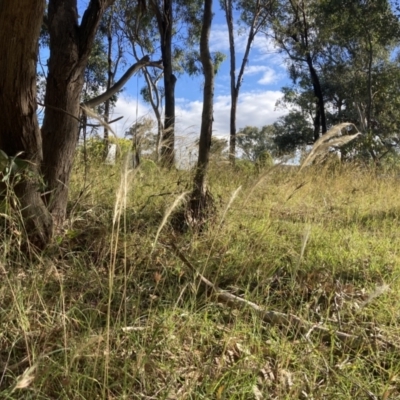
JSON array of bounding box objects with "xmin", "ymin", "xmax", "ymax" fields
[{"xmin": 0, "ymin": 150, "xmax": 29, "ymax": 182}]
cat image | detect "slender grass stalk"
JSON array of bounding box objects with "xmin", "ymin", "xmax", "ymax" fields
[
  {"xmin": 153, "ymin": 191, "xmax": 189, "ymax": 250},
  {"xmin": 203, "ymin": 185, "xmax": 242, "ymax": 268},
  {"xmin": 291, "ymin": 225, "xmax": 311, "ymax": 284},
  {"xmin": 104, "ymin": 154, "xmax": 135, "ymax": 398}
]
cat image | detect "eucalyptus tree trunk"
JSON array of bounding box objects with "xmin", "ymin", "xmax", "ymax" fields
[
  {"xmin": 41, "ymin": 0, "xmax": 115, "ymax": 228},
  {"xmin": 306, "ymin": 54, "xmax": 327, "ymax": 141},
  {"xmin": 103, "ymin": 12, "xmax": 114, "ymax": 160},
  {"xmin": 276, "ymin": 0, "xmax": 327, "ymax": 142},
  {"xmin": 0, "ymin": 0, "xmax": 53, "ymax": 248},
  {"xmin": 223, "ymin": 0, "xmax": 263, "ymax": 164},
  {"xmin": 224, "ymin": 0, "xmax": 236, "ymax": 163},
  {"xmin": 151, "ymin": 0, "xmax": 176, "ymax": 168},
  {"xmin": 189, "ymin": 0, "xmax": 214, "ymax": 220}
]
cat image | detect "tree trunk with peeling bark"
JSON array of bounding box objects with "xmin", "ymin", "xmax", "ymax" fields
[
  {"xmin": 41, "ymin": 0, "xmax": 115, "ymax": 228},
  {"xmin": 0, "ymin": 0, "xmax": 150, "ymax": 249},
  {"xmin": 0, "ymin": 0, "xmax": 53, "ymax": 249}
]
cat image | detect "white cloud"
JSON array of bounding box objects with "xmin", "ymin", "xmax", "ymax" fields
[
  {"xmin": 113, "ymin": 90, "xmax": 286, "ymax": 137},
  {"xmin": 210, "ymin": 23, "xmax": 272, "ymax": 54},
  {"xmin": 242, "ymin": 65, "xmax": 269, "ymax": 75},
  {"xmin": 252, "ymin": 32, "xmax": 277, "ymax": 53},
  {"xmin": 252, "ymin": 30, "xmax": 277, "ymax": 54},
  {"xmin": 209, "ymin": 23, "xmax": 254, "ymax": 53},
  {"xmin": 174, "ymin": 90, "xmax": 287, "ymax": 166},
  {"xmin": 238, "ymin": 64, "xmax": 280, "ymax": 85},
  {"xmin": 210, "ymin": 24, "xmax": 231, "ymax": 52},
  {"xmin": 110, "ymin": 90, "xmax": 287, "ymax": 166},
  {"xmin": 257, "ymin": 68, "xmax": 278, "ymax": 85},
  {"xmin": 235, "ymin": 90, "xmax": 287, "ymax": 130},
  {"xmin": 174, "ymin": 90, "xmax": 287, "ymax": 139},
  {"xmin": 108, "ymin": 95, "xmax": 153, "ymax": 136}
]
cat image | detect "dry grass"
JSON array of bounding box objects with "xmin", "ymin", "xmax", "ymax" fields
[{"xmin": 1, "ymin": 158, "xmax": 400, "ymax": 399}]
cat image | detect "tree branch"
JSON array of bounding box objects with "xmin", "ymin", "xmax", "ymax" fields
[
  {"xmin": 83, "ymin": 56, "xmax": 163, "ymax": 108},
  {"xmin": 168, "ymin": 242, "xmax": 399, "ymax": 351},
  {"xmin": 78, "ymin": 0, "xmax": 115, "ymax": 61},
  {"xmin": 236, "ymin": 0, "xmax": 265, "ymax": 92}
]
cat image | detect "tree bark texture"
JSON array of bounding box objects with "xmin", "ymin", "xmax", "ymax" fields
[
  {"xmin": 224, "ymin": 0, "xmax": 237, "ymax": 163},
  {"xmin": 41, "ymin": 0, "xmax": 114, "ymax": 227},
  {"xmin": 0, "ymin": 0, "xmax": 53, "ymax": 248},
  {"xmin": 151, "ymin": 0, "xmax": 176, "ymax": 167},
  {"xmin": 193, "ymin": 0, "xmax": 214, "ymax": 201},
  {"xmin": 306, "ymin": 54, "xmax": 327, "ymax": 141},
  {"xmin": 103, "ymin": 12, "xmax": 114, "ymax": 160}
]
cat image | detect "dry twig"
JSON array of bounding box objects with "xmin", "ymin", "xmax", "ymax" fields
[{"xmin": 168, "ymin": 242, "xmax": 399, "ymax": 351}]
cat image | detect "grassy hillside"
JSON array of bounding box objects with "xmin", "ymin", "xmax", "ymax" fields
[{"xmin": 1, "ymin": 159, "xmax": 400, "ymax": 399}]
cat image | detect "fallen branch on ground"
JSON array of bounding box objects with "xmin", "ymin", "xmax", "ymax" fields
[{"xmin": 167, "ymin": 242, "xmax": 399, "ymax": 351}]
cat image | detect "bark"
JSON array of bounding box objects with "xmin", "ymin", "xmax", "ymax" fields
[
  {"xmin": 151, "ymin": 0, "xmax": 176, "ymax": 168},
  {"xmin": 365, "ymin": 34, "xmax": 373, "ymax": 131},
  {"xmin": 41, "ymin": 0, "xmax": 115, "ymax": 227},
  {"xmin": 306, "ymin": 54, "xmax": 327, "ymax": 141},
  {"xmin": 365, "ymin": 35, "xmax": 378, "ymax": 165},
  {"xmin": 224, "ymin": 0, "xmax": 237, "ymax": 163},
  {"xmin": 0, "ymin": 0, "xmax": 53, "ymax": 248},
  {"xmin": 103, "ymin": 12, "xmax": 114, "ymax": 160},
  {"xmin": 131, "ymin": 44, "xmax": 164, "ymax": 160},
  {"xmin": 192, "ymin": 0, "xmax": 214, "ymax": 204},
  {"xmin": 132, "ymin": 131, "xmax": 141, "ymax": 168},
  {"xmin": 313, "ymin": 106, "xmax": 321, "ymax": 142},
  {"xmin": 229, "ymin": 92, "xmax": 238, "ymax": 162}
]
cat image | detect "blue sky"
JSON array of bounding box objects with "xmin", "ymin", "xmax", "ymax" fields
[{"xmin": 73, "ymin": 1, "xmax": 291, "ymax": 142}]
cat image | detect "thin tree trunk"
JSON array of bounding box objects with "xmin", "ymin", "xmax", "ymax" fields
[
  {"xmin": 366, "ymin": 35, "xmax": 373, "ymax": 131},
  {"xmin": 313, "ymin": 106, "xmax": 321, "ymax": 142},
  {"xmin": 192, "ymin": 0, "xmax": 214, "ymax": 207},
  {"xmin": 286, "ymin": 1, "xmax": 326, "ymax": 141},
  {"xmin": 41, "ymin": 0, "xmax": 114, "ymax": 228},
  {"xmin": 151, "ymin": 0, "xmax": 176, "ymax": 168},
  {"xmin": 161, "ymin": 1, "xmax": 176, "ymax": 168},
  {"xmin": 224, "ymin": 0, "xmax": 263, "ymax": 164},
  {"xmin": 0, "ymin": 0, "xmax": 53, "ymax": 248},
  {"xmin": 306, "ymin": 54, "xmax": 327, "ymax": 140},
  {"xmin": 143, "ymin": 68, "xmax": 164, "ymax": 160},
  {"xmin": 103, "ymin": 12, "xmax": 113, "ymax": 160},
  {"xmin": 224, "ymin": 0, "xmax": 237, "ymax": 163},
  {"xmin": 131, "ymin": 46, "xmax": 164, "ymax": 161},
  {"xmin": 365, "ymin": 35, "xmax": 379, "ymax": 165},
  {"xmin": 161, "ymin": 58, "xmax": 177, "ymax": 167},
  {"xmin": 229, "ymin": 93, "xmax": 238, "ymax": 162},
  {"xmin": 132, "ymin": 130, "xmax": 141, "ymax": 168}
]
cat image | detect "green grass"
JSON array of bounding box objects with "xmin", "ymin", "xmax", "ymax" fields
[{"xmin": 1, "ymin": 160, "xmax": 400, "ymax": 399}]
